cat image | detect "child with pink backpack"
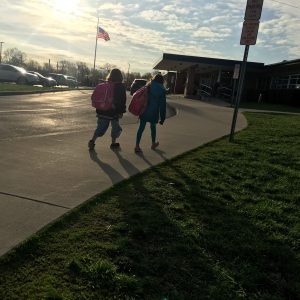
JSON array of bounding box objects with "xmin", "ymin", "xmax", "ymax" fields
[{"xmin": 88, "ymin": 69, "xmax": 126, "ymax": 150}]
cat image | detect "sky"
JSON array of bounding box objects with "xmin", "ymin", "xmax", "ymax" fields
[{"xmin": 1, "ymin": 0, "xmax": 300, "ymax": 74}]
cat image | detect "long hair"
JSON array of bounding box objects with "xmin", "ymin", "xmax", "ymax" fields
[
  {"xmin": 152, "ymin": 74, "xmax": 164, "ymax": 84},
  {"xmin": 106, "ymin": 68, "xmax": 123, "ymax": 83}
]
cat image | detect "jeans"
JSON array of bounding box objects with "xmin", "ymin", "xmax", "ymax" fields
[{"xmin": 93, "ymin": 117, "xmax": 122, "ymax": 140}]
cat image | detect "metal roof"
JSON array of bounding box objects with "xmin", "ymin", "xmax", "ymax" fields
[
  {"xmin": 265, "ymin": 59, "xmax": 300, "ymax": 68},
  {"xmin": 153, "ymin": 53, "xmax": 264, "ymax": 72}
]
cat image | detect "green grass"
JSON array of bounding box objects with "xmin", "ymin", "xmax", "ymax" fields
[
  {"xmin": 0, "ymin": 113, "xmax": 300, "ymax": 300},
  {"xmin": 240, "ymin": 101, "xmax": 300, "ymax": 113}
]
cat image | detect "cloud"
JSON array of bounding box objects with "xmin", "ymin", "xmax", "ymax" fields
[
  {"xmin": 192, "ymin": 27, "xmax": 231, "ymax": 40},
  {"xmin": 162, "ymin": 4, "xmax": 190, "ymax": 15},
  {"xmin": 139, "ymin": 10, "xmax": 194, "ymax": 31},
  {"xmin": 1, "ymin": 0, "xmax": 299, "ymax": 73},
  {"xmin": 97, "ymin": 3, "xmax": 125, "ymax": 14}
]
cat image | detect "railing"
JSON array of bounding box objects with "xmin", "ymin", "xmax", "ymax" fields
[
  {"xmin": 199, "ymin": 84, "xmax": 212, "ymax": 96},
  {"xmin": 218, "ymin": 86, "xmax": 232, "ymax": 98}
]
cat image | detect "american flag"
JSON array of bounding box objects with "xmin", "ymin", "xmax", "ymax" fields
[{"xmin": 97, "ymin": 26, "xmax": 110, "ymax": 41}]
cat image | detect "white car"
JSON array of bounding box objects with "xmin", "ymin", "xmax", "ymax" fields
[{"xmin": 0, "ymin": 64, "xmax": 39, "ymax": 85}]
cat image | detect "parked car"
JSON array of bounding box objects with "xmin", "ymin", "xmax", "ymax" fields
[
  {"xmin": 28, "ymin": 71, "xmax": 57, "ymax": 87},
  {"xmin": 130, "ymin": 79, "xmax": 147, "ymax": 95},
  {"xmin": 48, "ymin": 73, "xmax": 79, "ymax": 88},
  {"xmin": 48, "ymin": 73, "xmax": 69, "ymax": 86},
  {"xmin": 0, "ymin": 63, "xmax": 39, "ymax": 85},
  {"xmin": 65, "ymin": 76, "xmax": 79, "ymax": 88}
]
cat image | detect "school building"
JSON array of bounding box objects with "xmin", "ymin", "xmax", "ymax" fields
[{"xmin": 153, "ymin": 53, "xmax": 300, "ymax": 106}]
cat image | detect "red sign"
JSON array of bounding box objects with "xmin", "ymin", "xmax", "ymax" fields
[
  {"xmin": 244, "ymin": 0, "xmax": 264, "ymax": 20},
  {"xmin": 240, "ymin": 20, "xmax": 260, "ymax": 45}
]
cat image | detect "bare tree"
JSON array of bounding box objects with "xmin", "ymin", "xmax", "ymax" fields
[
  {"xmin": 25, "ymin": 60, "xmax": 42, "ymax": 72},
  {"xmin": 76, "ymin": 62, "xmax": 90, "ymax": 85},
  {"xmin": 141, "ymin": 72, "xmax": 152, "ymax": 80},
  {"xmin": 101, "ymin": 63, "xmax": 118, "ymax": 72},
  {"xmin": 3, "ymin": 48, "xmax": 26, "ymax": 66},
  {"xmin": 42, "ymin": 62, "xmax": 54, "ymax": 74}
]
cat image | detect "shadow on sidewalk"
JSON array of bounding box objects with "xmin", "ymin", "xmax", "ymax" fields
[
  {"xmin": 111, "ymin": 148, "xmax": 140, "ymax": 176},
  {"xmin": 89, "ymin": 150, "xmax": 124, "ymax": 184}
]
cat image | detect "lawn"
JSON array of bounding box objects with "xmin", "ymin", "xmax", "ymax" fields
[
  {"xmin": 0, "ymin": 113, "xmax": 299, "ymax": 300},
  {"xmin": 240, "ymin": 101, "xmax": 300, "ymax": 113}
]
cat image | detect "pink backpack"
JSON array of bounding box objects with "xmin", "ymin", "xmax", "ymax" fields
[
  {"xmin": 129, "ymin": 86, "xmax": 148, "ymax": 116},
  {"xmin": 91, "ymin": 82, "xmax": 114, "ymax": 111}
]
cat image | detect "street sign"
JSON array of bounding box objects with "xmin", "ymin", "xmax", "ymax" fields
[
  {"xmin": 244, "ymin": 0, "xmax": 264, "ymax": 20},
  {"xmin": 233, "ymin": 64, "xmax": 240, "ymax": 79},
  {"xmin": 240, "ymin": 20, "xmax": 260, "ymax": 45},
  {"xmin": 230, "ymin": 0, "xmax": 264, "ymax": 142}
]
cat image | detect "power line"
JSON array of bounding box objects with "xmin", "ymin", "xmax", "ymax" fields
[{"xmin": 269, "ymin": 0, "xmax": 300, "ymax": 9}]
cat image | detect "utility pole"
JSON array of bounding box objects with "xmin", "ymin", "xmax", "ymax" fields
[
  {"xmin": 0, "ymin": 42, "xmax": 3, "ymax": 63},
  {"xmin": 126, "ymin": 62, "xmax": 130, "ymax": 87}
]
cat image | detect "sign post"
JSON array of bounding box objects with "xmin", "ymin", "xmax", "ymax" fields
[
  {"xmin": 229, "ymin": 0, "xmax": 264, "ymax": 142},
  {"xmin": 231, "ymin": 64, "xmax": 240, "ymax": 107}
]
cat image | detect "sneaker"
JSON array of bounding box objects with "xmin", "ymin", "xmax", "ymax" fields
[
  {"xmin": 134, "ymin": 146, "xmax": 142, "ymax": 153},
  {"xmin": 110, "ymin": 143, "xmax": 120, "ymax": 149},
  {"xmin": 88, "ymin": 140, "xmax": 95, "ymax": 150},
  {"xmin": 151, "ymin": 142, "xmax": 159, "ymax": 150}
]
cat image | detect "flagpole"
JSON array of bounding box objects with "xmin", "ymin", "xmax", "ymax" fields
[{"xmin": 93, "ymin": 17, "xmax": 99, "ymax": 71}]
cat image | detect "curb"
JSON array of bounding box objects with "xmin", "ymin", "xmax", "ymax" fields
[{"xmin": 0, "ymin": 88, "xmax": 93, "ymax": 96}]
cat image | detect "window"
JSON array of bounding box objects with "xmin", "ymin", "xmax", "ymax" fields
[
  {"xmin": 271, "ymin": 74, "xmax": 300, "ymax": 89},
  {"xmin": 289, "ymin": 75, "xmax": 300, "ymax": 89},
  {"xmin": 0, "ymin": 65, "xmax": 13, "ymax": 71}
]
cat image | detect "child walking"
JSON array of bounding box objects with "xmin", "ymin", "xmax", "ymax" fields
[
  {"xmin": 88, "ymin": 68, "xmax": 126, "ymax": 150},
  {"xmin": 135, "ymin": 74, "xmax": 166, "ymax": 153}
]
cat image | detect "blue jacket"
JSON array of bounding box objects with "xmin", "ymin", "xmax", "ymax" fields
[{"xmin": 140, "ymin": 80, "xmax": 166, "ymax": 123}]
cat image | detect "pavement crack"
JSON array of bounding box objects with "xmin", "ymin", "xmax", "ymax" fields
[{"xmin": 0, "ymin": 192, "xmax": 70, "ymax": 209}]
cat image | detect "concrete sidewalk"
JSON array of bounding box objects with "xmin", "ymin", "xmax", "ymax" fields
[{"xmin": 0, "ymin": 96, "xmax": 247, "ymax": 256}]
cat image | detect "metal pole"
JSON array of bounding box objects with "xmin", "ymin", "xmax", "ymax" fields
[
  {"xmin": 93, "ymin": 17, "xmax": 99, "ymax": 71},
  {"xmin": 231, "ymin": 79, "xmax": 237, "ymax": 107},
  {"xmin": 229, "ymin": 45, "xmax": 250, "ymax": 142},
  {"xmin": 0, "ymin": 42, "xmax": 4, "ymax": 64}
]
